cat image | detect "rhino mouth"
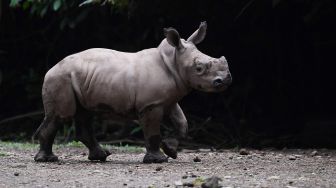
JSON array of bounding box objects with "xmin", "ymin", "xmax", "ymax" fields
[{"xmin": 214, "ymin": 84, "xmax": 229, "ymax": 91}]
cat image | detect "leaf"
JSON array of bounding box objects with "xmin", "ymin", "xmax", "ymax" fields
[
  {"xmin": 9, "ymin": 0, "xmax": 21, "ymax": 7},
  {"xmin": 53, "ymin": 0, "xmax": 62, "ymax": 11},
  {"xmin": 79, "ymin": 0, "xmax": 94, "ymax": 7},
  {"xmin": 130, "ymin": 126, "xmax": 142, "ymax": 135},
  {"xmin": 22, "ymin": 1, "xmax": 30, "ymax": 10},
  {"xmin": 40, "ymin": 6, "xmax": 48, "ymax": 17}
]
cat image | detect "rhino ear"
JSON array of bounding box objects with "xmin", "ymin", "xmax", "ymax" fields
[
  {"xmin": 164, "ymin": 27, "xmax": 184, "ymax": 50},
  {"xmin": 187, "ymin": 21, "xmax": 207, "ymax": 45}
]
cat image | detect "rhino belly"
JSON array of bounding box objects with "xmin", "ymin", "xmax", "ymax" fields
[{"xmin": 74, "ymin": 68, "xmax": 137, "ymax": 119}]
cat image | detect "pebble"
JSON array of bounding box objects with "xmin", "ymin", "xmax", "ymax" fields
[
  {"xmin": 155, "ymin": 166, "xmax": 163, "ymax": 171},
  {"xmin": 174, "ymin": 180, "xmax": 183, "ymax": 186},
  {"xmin": 201, "ymin": 176, "xmax": 222, "ymax": 188},
  {"xmin": 267, "ymin": 176, "xmax": 280, "ymax": 180},
  {"xmin": 288, "ymin": 155, "xmax": 296, "ymax": 160},
  {"xmin": 310, "ymin": 150, "xmax": 318, "ymax": 156},
  {"xmin": 14, "ymin": 172, "xmax": 19, "ymax": 176},
  {"xmin": 239, "ymin": 148, "xmax": 249, "ymax": 155},
  {"xmin": 193, "ymin": 156, "xmax": 201, "ymax": 162},
  {"xmin": 183, "ymin": 182, "xmax": 194, "ymax": 187}
]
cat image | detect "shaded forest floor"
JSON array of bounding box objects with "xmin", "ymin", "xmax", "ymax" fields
[{"xmin": 0, "ymin": 142, "xmax": 336, "ymax": 188}]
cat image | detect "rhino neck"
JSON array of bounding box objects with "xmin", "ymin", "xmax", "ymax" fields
[{"xmin": 158, "ymin": 40, "xmax": 191, "ymax": 97}]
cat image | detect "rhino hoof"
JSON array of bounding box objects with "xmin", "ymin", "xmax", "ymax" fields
[
  {"xmin": 88, "ymin": 148, "xmax": 111, "ymax": 162},
  {"xmin": 161, "ymin": 138, "xmax": 178, "ymax": 159},
  {"xmin": 34, "ymin": 151, "xmax": 59, "ymax": 162},
  {"xmin": 143, "ymin": 151, "xmax": 168, "ymax": 163}
]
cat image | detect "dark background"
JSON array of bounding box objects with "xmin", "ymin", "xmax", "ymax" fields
[{"xmin": 0, "ymin": 0, "xmax": 336, "ymax": 148}]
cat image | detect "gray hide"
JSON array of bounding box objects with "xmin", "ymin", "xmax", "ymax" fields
[{"xmin": 34, "ymin": 21, "xmax": 232, "ymax": 163}]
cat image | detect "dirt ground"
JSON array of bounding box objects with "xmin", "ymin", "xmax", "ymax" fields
[{"xmin": 0, "ymin": 142, "xmax": 336, "ymax": 188}]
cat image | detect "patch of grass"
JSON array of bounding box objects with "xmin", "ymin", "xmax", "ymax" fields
[
  {"xmin": 65, "ymin": 141, "xmax": 85, "ymax": 148},
  {"xmin": 193, "ymin": 177, "xmax": 205, "ymax": 187},
  {"xmin": 0, "ymin": 151, "xmax": 9, "ymax": 157},
  {"xmin": 103, "ymin": 144, "xmax": 145, "ymax": 153},
  {"xmin": 0, "ymin": 141, "xmax": 38, "ymax": 150}
]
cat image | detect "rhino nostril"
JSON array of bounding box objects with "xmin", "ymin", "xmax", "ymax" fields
[{"xmin": 213, "ymin": 78, "xmax": 224, "ymax": 87}]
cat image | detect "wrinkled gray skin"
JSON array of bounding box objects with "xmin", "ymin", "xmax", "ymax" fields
[{"xmin": 34, "ymin": 22, "xmax": 232, "ymax": 163}]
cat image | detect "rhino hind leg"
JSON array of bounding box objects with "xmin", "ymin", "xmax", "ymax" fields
[
  {"xmin": 74, "ymin": 108, "xmax": 110, "ymax": 162},
  {"xmin": 34, "ymin": 116, "xmax": 61, "ymax": 162},
  {"xmin": 34, "ymin": 75, "xmax": 78, "ymax": 162}
]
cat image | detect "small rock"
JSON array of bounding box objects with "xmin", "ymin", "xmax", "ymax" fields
[
  {"xmin": 228, "ymin": 156, "xmax": 233, "ymax": 160},
  {"xmin": 239, "ymin": 148, "xmax": 249, "ymax": 155},
  {"xmin": 123, "ymin": 183, "xmax": 127, "ymax": 186},
  {"xmin": 14, "ymin": 172, "xmax": 19, "ymax": 176},
  {"xmin": 182, "ymin": 175, "xmax": 188, "ymax": 179},
  {"xmin": 183, "ymin": 182, "xmax": 194, "ymax": 187},
  {"xmin": 191, "ymin": 174, "xmax": 197, "ymax": 178},
  {"xmin": 93, "ymin": 170, "xmax": 101, "ymax": 173},
  {"xmin": 288, "ymin": 155, "xmax": 296, "ymax": 160},
  {"xmin": 201, "ymin": 176, "xmax": 222, "ymax": 188},
  {"xmin": 289, "ymin": 180, "xmax": 294, "ymax": 185},
  {"xmin": 193, "ymin": 156, "xmax": 201, "ymax": 162},
  {"xmin": 155, "ymin": 166, "xmax": 163, "ymax": 171},
  {"xmin": 310, "ymin": 150, "xmax": 318, "ymax": 156},
  {"xmin": 174, "ymin": 180, "xmax": 183, "ymax": 186},
  {"xmin": 267, "ymin": 176, "xmax": 280, "ymax": 180}
]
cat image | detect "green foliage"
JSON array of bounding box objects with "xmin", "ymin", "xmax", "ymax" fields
[{"xmin": 8, "ymin": 0, "xmax": 128, "ymax": 29}]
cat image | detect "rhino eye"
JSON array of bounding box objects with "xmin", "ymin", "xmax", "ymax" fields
[{"xmin": 195, "ymin": 64, "xmax": 205, "ymax": 74}]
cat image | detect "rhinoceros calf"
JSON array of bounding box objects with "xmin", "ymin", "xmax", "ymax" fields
[{"xmin": 33, "ymin": 21, "xmax": 232, "ymax": 163}]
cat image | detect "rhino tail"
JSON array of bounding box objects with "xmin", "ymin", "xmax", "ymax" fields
[{"xmin": 31, "ymin": 116, "xmax": 51, "ymax": 142}]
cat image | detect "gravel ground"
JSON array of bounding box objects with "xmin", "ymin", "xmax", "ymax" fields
[{"xmin": 0, "ymin": 142, "xmax": 336, "ymax": 188}]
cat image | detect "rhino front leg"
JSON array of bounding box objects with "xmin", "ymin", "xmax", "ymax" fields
[
  {"xmin": 162, "ymin": 103, "xmax": 188, "ymax": 159},
  {"xmin": 140, "ymin": 106, "xmax": 168, "ymax": 163},
  {"xmin": 75, "ymin": 109, "xmax": 110, "ymax": 162}
]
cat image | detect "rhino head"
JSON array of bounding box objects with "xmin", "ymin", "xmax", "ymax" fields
[{"xmin": 159, "ymin": 21, "xmax": 232, "ymax": 93}]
